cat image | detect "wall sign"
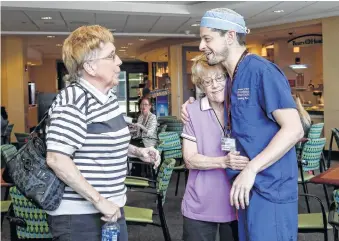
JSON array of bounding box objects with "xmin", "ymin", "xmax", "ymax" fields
[{"xmin": 287, "ymin": 34, "xmax": 322, "ymax": 48}]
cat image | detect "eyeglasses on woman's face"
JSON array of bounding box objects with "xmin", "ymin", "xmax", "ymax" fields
[
  {"xmin": 201, "ymin": 74, "xmax": 226, "ymax": 87},
  {"xmin": 88, "ymin": 52, "xmax": 117, "ymax": 62}
]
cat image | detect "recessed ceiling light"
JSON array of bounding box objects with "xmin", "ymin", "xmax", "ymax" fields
[
  {"xmin": 127, "ymin": 43, "xmax": 133, "ymax": 46},
  {"xmin": 47, "ymin": 35, "xmax": 55, "ymax": 38},
  {"xmin": 56, "ymin": 44, "xmax": 62, "ymax": 47},
  {"xmin": 191, "ymin": 23, "xmax": 200, "ymax": 27},
  {"xmin": 118, "ymin": 49, "xmax": 126, "ymax": 52},
  {"xmin": 41, "ymin": 16, "xmax": 52, "ymax": 20},
  {"xmin": 273, "ymin": 10, "xmax": 284, "ymax": 13},
  {"xmin": 139, "ymin": 38, "xmax": 146, "ymax": 41},
  {"xmin": 121, "ymin": 46, "xmax": 128, "ymax": 49}
]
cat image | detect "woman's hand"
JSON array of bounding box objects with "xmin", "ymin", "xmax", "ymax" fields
[
  {"xmin": 226, "ymin": 151, "xmax": 250, "ymax": 170},
  {"xmin": 94, "ymin": 196, "xmax": 121, "ymax": 222},
  {"xmin": 133, "ymin": 123, "xmax": 147, "ymax": 131},
  {"xmin": 137, "ymin": 147, "xmax": 161, "ymax": 169}
]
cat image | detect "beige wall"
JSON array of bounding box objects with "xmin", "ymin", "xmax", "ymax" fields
[
  {"xmin": 1, "ymin": 36, "xmax": 29, "ymax": 135},
  {"xmin": 322, "ymin": 16, "xmax": 339, "ymax": 150},
  {"xmin": 29, "ymin": 59, "xmax": 58, "ymax": 93},
  {"xmin": 168, "ymin": 45, "xmax": 183, "ymax": 118},
  {"xmin": 274, "ymin": 39, "xmax": 323, "ymax": 87}
]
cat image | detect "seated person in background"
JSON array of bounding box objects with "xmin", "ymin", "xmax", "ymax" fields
[
  {"xmin": 294, "ymin": 94, "xmax": 312, "ymax": 137},
  {"xmin": 1, "ymin": 106, "xmax": 8, "ymax": 133},
  {"xmin": 131, "ymin": 98, "xmax": 158, "ymax": 148},
  {"xmin": 1, "ymin": 106, "xmax": 9, "ymax": 143}
]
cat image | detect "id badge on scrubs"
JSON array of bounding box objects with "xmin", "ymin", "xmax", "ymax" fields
[{"xmin": 221, "ymin": 137, "xmax": 236, "ymax": 152}]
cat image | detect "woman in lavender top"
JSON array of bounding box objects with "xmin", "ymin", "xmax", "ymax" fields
[{"xmin": 181, "ymin": 55, "xmax": 249, "ymax": 241}]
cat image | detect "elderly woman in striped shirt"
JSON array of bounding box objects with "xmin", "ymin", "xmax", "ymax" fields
[{"xmin": 45, "ymin": 25, "xmax": 160, "ymax": 241}]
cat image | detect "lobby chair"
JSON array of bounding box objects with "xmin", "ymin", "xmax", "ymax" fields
[
  {"xmin": 14, "ymin": 133, "xmax": 30, "ymax": 149},
  {"xmin": 1, "ymin": 124, "xmax": 14, "ymax": 144},
  {"xmin": 1, "ymin": 144, "xmax": 17, "ymax": 227},
  {"xmin": 298, "ymin": 193, "xmax": 333, "ymax": 241},
  {"xmin": 298, "ymin": 138, "xmax": 330, "ymax": 212},
  {"xmin": 157, "ymin": 132, "xmax": 187, "ymax": 196},
  {"xmin": 6, "ymin": 186, "xmax": 52, "ymax": 240},
  {"xmin": 124, "ymin": 158, "xmax": 176, "ymax": 241},
  {"xmin": 328, "ymin": 190, "xmax": 339, "ymax": 241},
  {"xmin": 307, "ymin": 123, "xmax": 325, "ymax": 139}
]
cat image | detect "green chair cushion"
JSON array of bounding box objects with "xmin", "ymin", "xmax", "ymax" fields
[
  {"xmin": 298, "ymin": 212, "xmax": 332, "ymax": 229},
  {"xmin": 124, "ymin": 206, "xmax": 153, "ymax": 224},
  {"xmin": 1, "ymin": 200, "xmax": 11, "ymax": 213},
  {"xmin": 173, "ymin": 164, "xmax": 185, "ymax": 171},
  {"xmin": 9, "ymin": 186, "xmax": 52, "ymax": 239},
  {"xmin": 298, "ymin": 171, "xmax": 315, "ymax": 183},
  {"xmin": 125, "ymin": 177, "xmax": 150, "ymax": 187}
]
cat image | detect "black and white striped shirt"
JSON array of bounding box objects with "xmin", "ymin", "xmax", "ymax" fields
[{"xmin": 46, "ymin": 78, "xmax": 131, "ymax": 215}]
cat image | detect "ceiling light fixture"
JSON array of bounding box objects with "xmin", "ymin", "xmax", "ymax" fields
[
  {"xmin": 118, "ymin": 49, "xmax": 126, "ymax": 52},
  {"xmin": 139, "ymin": 38, "xmax": 146, "ymax": 41},
  {"xmin": 41, "ymin": 16, "xmax": 52, "ymax": 20},
  {"xmin": 289, "ymin": 64, "xmax": 308, "ymax": 69},
  {"xmin": 56, "ymin": 44, "xmax": 62, "ymax": 47},
  {"xmin": 47, "ymin": 35, "xmax": 55, "ymax": 38},
  {"xmin": 191, "ymin": 23, "xmax": 200, "ymax": 27},
  {"xmin": 127, "ymin": 43, "xmax": 133, "ymax": 46},
  {"xmin": 121, "ymin": 46, "xmax": 128, "ymax": 49},
  {"xmin": 273, "ymin": 10, "xmax": 284, "ymax": 13}
]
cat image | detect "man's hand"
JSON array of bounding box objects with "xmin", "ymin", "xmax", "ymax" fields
[
  {"xmin": 138, "ymin": 147, "xmax": 161, "ymax": 168},
  {"xmin": 181, "ymin": 97, "xmax": 195, "ymax": 124},
  {"xmin": 94, "ymin": 196, "xmax": 121, "ymax": 222},
  {"xmin": 230, "ymin": 165, "xmax": 257, "ymax": 210},
  {"xmin": 226, "ymin": 151, "xmax": 250, "ymax": 170}
]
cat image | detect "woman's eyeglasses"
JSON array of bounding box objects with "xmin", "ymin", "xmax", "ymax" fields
[
  {"xmin": 201, "ymin": 74, "xmax": 226, "ymax": 87},
  {"xmin": 88, "ymin": 52, "xmax": 116, "ymax": 62}
]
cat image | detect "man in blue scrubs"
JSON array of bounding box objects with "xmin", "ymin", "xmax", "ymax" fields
[{"xmin": 181, "ymin": 8, "xmax": 304, "ymax": 241}]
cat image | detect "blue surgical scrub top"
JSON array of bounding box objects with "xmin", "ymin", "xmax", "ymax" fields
[{"xmin": 225, "ymin": 54, "xmax": 298, "ymax": 203}]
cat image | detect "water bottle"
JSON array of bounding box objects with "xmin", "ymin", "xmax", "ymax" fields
[{"xmin": 101, "ymin": 221, "xmax": 120, "ymax": 241}]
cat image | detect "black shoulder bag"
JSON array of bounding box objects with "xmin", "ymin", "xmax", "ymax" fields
[{"xmin": 5, "ymin": 83, "xmax": 88, "ymax": 211}]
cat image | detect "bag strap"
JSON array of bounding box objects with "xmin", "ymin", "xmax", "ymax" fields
[{"xmin": 30, "ymin": 82, "xmax": 89, "ymax": 137}]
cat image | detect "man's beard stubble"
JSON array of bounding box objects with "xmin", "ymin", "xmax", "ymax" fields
[{"xmin": 207, "ymin": 44, "xmax": 229, "ymax": 66}]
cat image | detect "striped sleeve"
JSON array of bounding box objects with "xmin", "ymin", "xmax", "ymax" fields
[
  {"xmin": 181, "ymin": 108, "xmax": 196, "ymax": 142},
  {"xmin": 46, "ymin": 104, "xmax": 87, "ymax": 157}
]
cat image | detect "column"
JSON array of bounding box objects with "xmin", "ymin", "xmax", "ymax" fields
[
  {"xmin": 168, "ymin": 45, "xmax": 183, "ymax": 118},
  {"xmin": 322, "ymin": 16, "xmax": 339, "ymax": 150},
  {"xmin": 1, "ymin": 36, "xmax": 29, "ymax": 137}
]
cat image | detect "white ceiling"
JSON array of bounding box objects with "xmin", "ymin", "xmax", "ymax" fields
[{"xmin": 1, "ymin": 1, "xmax": 338, "ymax": 60}]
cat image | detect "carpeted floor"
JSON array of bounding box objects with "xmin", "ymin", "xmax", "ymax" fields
[{"xmin": 1, "ymin": 163, "xmax": 338, "ymax": 241}]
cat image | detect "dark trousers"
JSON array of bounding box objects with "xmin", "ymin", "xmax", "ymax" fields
[
  {"xmin": 47, "ymin": 208, "xmax": 128, "ymax": 241},
  {"xmin": 183, "ymin": 216, "xmax": 238, "ymax": 241}
]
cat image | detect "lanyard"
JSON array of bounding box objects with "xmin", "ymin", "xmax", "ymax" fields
[
  {"xmin": 212, "ymin": 108, "xmax": 226, "ymax": 137},
  {"xmin": 225, "ymin": 50, "xmax": 248, "ymax": 137}
]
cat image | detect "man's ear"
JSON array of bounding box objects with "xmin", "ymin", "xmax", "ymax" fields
[
  {"xmin": 226, "ymin": 31, "xmax": 237, "ymax": 45},
  {"xmin": 83, "ymin": 62, "xmax": 96, "ymax": 77}
]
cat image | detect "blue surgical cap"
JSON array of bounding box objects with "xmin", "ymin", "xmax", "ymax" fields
[{"xmin": 200, "ymin": 8, "xmax": 249, "ymax": 34}]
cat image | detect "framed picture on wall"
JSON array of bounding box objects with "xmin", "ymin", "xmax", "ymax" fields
[{"xmin": 288, "ymin": 79, "xmax": 296, "ymax": 87}]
